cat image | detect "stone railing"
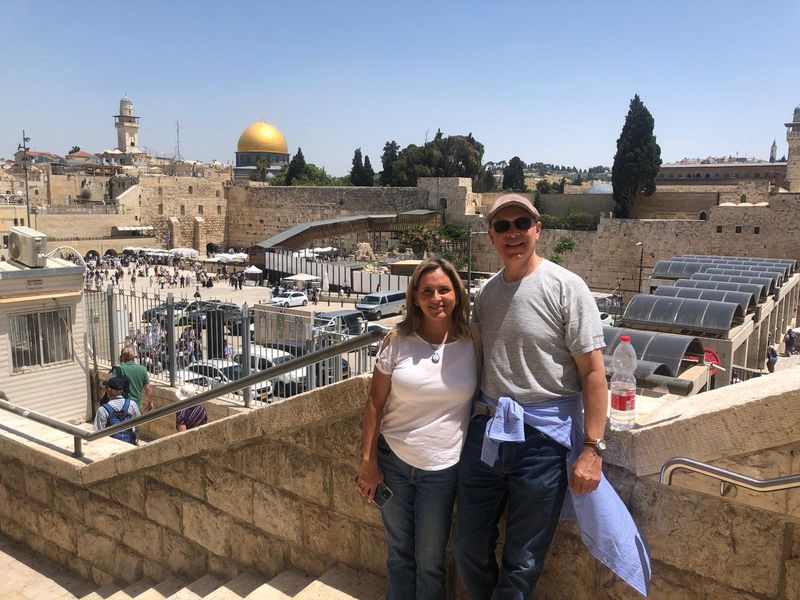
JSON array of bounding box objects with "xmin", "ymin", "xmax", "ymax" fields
[{"xmin": 1, "ymin": 371, "xmax": 800, "ymax": 597}]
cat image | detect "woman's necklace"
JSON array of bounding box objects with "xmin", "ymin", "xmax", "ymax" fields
[{"xmin": 425, "ymin": 330, "xmax": 449, "ymax": 364}]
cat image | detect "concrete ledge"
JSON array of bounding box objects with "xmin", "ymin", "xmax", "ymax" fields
[{"xmin": 607, "ymin": 367, "xmax": 800, "ymax": 476}]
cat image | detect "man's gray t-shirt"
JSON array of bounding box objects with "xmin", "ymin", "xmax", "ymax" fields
[{"xmin": 474, "ymin": 259, "xmax": 605, "ymax": 403}]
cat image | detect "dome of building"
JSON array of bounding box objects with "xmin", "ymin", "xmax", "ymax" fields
[
  {"xmin": 237, "ymin": 121, "xmax": 288, "ymax": 154},
  {"xmin": 585, "ymin": 182, "xmax": 613, "ymax": 194}
]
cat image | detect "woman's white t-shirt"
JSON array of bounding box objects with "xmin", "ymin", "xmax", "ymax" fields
[{"xmin": 375, "ymin": 333, "xmax": 478, "ymax": 470}]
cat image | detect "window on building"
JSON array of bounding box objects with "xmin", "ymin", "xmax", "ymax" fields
[
  {"xmin": 740, "ymin": 194, "xmax": 747, "ymax": 203},
  {"xmin": 180, "ymin": 205, "xmax": 186, "ymax": 215},
  {"xmin": 705, "ymin": 173, "xmax": 710, "ymax": 178},
  {"xmin": 216, "ymin": 190, "xmax": 220, "ymax": 198},
  {"xmin": 34, "ymin": 189, "xmax": 39, "ymax": 195},
  {"xmin": 217, "ymin": 205, "xmax": 222, "ymax": 214},
  {"xmin": 198, "ymin": 204, "xmax": 203, "ymax": 214},
  {"xmin": 158, "ymin": 187, "xmax": 163, "ymax": 196},
  {"xmin": 188, "ymin": 186, "xmax": 193, "ymax": 195},
  {"xmin": 716, "ymin": 226, "xmax": 722, "ymax": 233},
  {"xmin": 9, "ymin": 308, "xmax": 73, "ymax": 373},
  {"xmin": 158, "ymin": 203, "xmax": 163, "ymax": 215},
  {"xmin": 754, "ymin": 227, "xmax": 760, "ymax": 234},
  {"xmin": 699, "ymin": 212, "xmax": 707, "ymax": 221},
  {"xmin": 439, "ymin": 198, "xmax": 447, "ymax": 210},
  {"xmin": 735, "ymin": 226, "xmax": 742, "ymax": 233}
]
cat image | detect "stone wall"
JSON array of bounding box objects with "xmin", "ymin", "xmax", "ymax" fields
[
  {"xmin": 224, "ymin": 182, "xmax": 429, "ymax": 249},
  {"xmin": 47, "ymin": 174, "xmax": 112, "ymax": 204},
  {"xmin": 136, "ymin": 176, "xmax": 227, "ymax": 250},
  {"xmin": 3, "ymin": 369, "xmax": 800, "ymax": 597}
]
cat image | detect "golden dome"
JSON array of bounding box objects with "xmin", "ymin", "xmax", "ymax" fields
[{"xmin": 237, "ymin": 121, "xmax": 288, "ymax": 154}]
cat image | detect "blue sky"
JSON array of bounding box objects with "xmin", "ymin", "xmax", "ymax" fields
[{"xmin": 1, "ymin": 0, "xmax": 797, "ymax": 175}]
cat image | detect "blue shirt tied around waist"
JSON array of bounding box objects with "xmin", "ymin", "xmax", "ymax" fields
[{"xmin": 480, "ymin": 394, "xmax": 651, "ymax": 597}]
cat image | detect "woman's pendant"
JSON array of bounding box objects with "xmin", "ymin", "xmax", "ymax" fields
[{"xmin": 431, "ymin": 351, "xmax": 440, "ymax": 364}]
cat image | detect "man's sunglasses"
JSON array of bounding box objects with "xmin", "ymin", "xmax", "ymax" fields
[{"xmin": 492, "ymin": 216, "xmax": 534, "ymax": 233}]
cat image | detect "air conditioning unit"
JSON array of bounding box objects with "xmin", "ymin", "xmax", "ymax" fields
[{"xmin": 8, "ymin": 226, "xmax": 47, "ymax": 268}]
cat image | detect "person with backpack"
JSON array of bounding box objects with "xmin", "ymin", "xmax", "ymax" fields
[
  {"xmin": 113, "ymin": 347, "xmax": 154, "ymax": 412},
  {"xmin": 784, "ymin": 329, "xmax": 797, "ymax": 356},
  {"xmin": 93, "ymin": 376, "xmax": 140, "ymax": 444},
  {"xmin": 766, "ymin": 345, "xmax": 779, "ymax": 373}
]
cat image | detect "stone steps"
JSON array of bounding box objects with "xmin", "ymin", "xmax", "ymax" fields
[{"xmin": 0, "ymin": 532, "xmax": 384, "ymax": 600}]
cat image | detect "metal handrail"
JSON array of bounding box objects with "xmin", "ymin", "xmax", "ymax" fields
[
  {"xmin": 660, "ymin": 457, "xmax": 800, "ymax": 494},
  {"xmin": 0, "ymin": 329, "xmax": 385, "ymax": 457}
]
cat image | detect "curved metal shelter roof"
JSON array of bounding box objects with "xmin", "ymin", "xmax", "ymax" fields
[
  {"xmin": 621, "ymin": 295, "xmax": 745, "ymax": 337},
  {"xmin": 690, "ymin": 272, "xmax": 777, "ymax": 295},
  {"xmin": 698, "ymin": 266, "xmax": 784, "ymax": 288},
  {"xmin": 672, "ymin": 257, "xmax": 794, "ymax": 278},
  {"xmin": 651, "ymin": 260, "xmax": 704, "ymax": 279},
  {"xmin": 678, "ymin": 255, "xmax": 797, "ymax": 273},
  {"xmin": 654, "ymin": 286, "xmax": 755, "ymax": 313},
  {"xmin": 673, "ymin": 278, "xmax": 766, "ymax": 303},
  {"xmin": 602, "ymin": 327, "xmax": 705, "ymax": 378}
]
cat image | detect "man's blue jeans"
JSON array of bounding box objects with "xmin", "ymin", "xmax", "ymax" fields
[
  {"xmin": 377, "ymin": 435, "xmax": 458, "ymax": 600},
  {"xmin": 454, "ymin": 415, "xmax": 568, "ymax": 599}
]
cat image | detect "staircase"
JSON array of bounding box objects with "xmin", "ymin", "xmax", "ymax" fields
[{"xmin": 0, "ymin": 533, "xmax": 385, "ymax": 600}]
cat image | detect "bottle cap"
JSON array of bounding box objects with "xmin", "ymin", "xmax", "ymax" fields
[{"xmin": 620, "ymin": 335, "xmax": 631, "ymax": 342}]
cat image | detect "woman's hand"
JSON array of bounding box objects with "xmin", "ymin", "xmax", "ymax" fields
[{"xmin": 357, "ymin": 459, "xmax": 384, "ymax": 502}]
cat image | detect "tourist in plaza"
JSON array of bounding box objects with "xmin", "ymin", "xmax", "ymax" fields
[
  {"xmin": 784, "ymin": 328, "xmax": 797, "ymax": 356},
  {"xmin": 767, "ymin": 345, "xmax": 779, "ymax": 373},
  {"xmin": 175, "ymin": 384, "xmax": 208, "ymax": 432},
  {"xmin": 453, "ymin": 194, "xmax": 649, "ymax": 597},
  {"xmin": 357, "ymin": 258, "xmax": 479, "ymax": 600},
  {"xmin": 113, "ymin": 347, "xmax": 154, "ymax": 412}
]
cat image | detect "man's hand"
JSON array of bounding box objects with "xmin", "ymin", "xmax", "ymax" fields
[{"xmin": 569, "ymin": 447, "xmax": 602, "ymax": 495}]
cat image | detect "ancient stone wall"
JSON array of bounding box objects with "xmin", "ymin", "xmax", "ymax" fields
[
  {"xmin": 137, "ymin": 176, "xmax": 227, "ymax": 250},
  {"xmin": 224, "ymin": 183, "xmax": 429, "ymax": 249},
  {"xmin": 47, "ymin": 174, "xmax": 111, "ymax": 204}
]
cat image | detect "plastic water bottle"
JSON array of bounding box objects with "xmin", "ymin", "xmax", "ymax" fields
[{"xmin": 610, "ymin": 335, "xmax": 637, "ymax": 431}]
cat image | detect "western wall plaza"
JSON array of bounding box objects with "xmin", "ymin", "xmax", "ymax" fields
[{"xmin": 2, "ymin": 89, "xmax": 800, "ymax": 600}]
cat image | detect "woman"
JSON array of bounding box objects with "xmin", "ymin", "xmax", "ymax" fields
[{"xmin": 358, "ymin": 258, "xmax": 479, "ymax": 600}]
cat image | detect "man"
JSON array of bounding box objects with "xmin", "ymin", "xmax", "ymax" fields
[
  {"xmin": 114, "ymin": 347, "xmax": 154, "ymax": 412},
  {"xmin": 453, "ymin": 194, "xmax": 617, "ymax": 598},
  {"xmin": 174, "ymin": 384, "xmax": 208, "ymax": 432},
  {"xmin": 93, "ymin": 375, "xmax": 140, "ymax": 444}
]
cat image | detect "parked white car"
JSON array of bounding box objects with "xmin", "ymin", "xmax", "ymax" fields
[
  {"xmin": 176, "ymin": 360, "xmax": 273, "ymax": 403},
  {"xmin": 268, "ymin": 291, "xmax": 308, "ymax": 307},
  {"xmin": 233, "ymin": 346, "xmax": 308, "ymax": 397}
]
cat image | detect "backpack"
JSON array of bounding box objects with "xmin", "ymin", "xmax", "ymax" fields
[{"xmin": 100, "ymin": 399, "xmax": 137, "ymax": 444}]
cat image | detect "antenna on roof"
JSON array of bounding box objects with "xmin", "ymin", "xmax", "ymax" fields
[{"xmin": 174, "ymin": 120, "xmax": 183, "ymax": 162}]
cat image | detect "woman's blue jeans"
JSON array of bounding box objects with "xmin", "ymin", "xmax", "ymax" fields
[
  {"xmin": 453, "ymin": 415, "xmax": 568, "ymax": 600},
  {"xmin": 377, "ymin": 435, "xmax": 458, "ymax": 600}
]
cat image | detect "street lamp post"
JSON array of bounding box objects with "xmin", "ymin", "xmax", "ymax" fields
[
  {"xmin": 467, "ymin": 229, "xmax": 487, "ymax": 305},
  {"xmin": 635, "ymin": 242, "xmax": 644, "ymax": 294},
  {"xmin": 18, "ymin": 130, "xmax": 31, "ymax": 227}
]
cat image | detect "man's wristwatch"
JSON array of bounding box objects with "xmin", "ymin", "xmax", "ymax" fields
[{"xmin": 583, "ymin": 437, "xmax": 607, "ymax": 456}]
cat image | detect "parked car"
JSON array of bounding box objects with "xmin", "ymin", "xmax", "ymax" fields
[
  {"xmin": 367, "ymin": 323, "xmax": 391, "ymax": 355},
  {"xmin": 259, "ymin": 340, "xmax": 351, "ymax": 383},
  {"xmin": 233, "ymin": 346, "xmax": 307, "ymax": 397},
  {"xmin": 600, "ymin": 312, "xmax": 614, "ymax": 326},
  {"xmin": 268, "ymin": 291, "xmax": 308, "ymax": 307},
  {"xmin": 141, "ymin": 299, "xmax": 190, "ymax": 324},
  {"xmin": 177, "ymin": 300, "xmax": 222, "ymax": 325},
  {"xmin": 313, "ymin": 310, "xmax": 366, "ymax": 336},
  {"xmin": 356, "ymin": 291, "xmax": 406, "ymax": 320},
  {"xmin": 183, "ymin": 302, "xmax": 240, "ymax": 329},
  {"xmin": 176, "ymin": 360, "xmax": 273, "ymax": 403}
]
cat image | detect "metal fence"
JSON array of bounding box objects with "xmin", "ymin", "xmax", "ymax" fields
[{"xmin": 85, "ymin": 286, "xmax": 373, "ymax": 407}]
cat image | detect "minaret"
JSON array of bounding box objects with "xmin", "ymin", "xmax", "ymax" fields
[
  {"xmin": 786, "ymin": 105, "xmax": 800, "ymax": 192},
  {"xmin": 770, "ymin": 139, "xmax": 777, "ymax": 163},
  {"xmin": 115, "ymin": 97, "xmax": 140, "ymax": 153}
]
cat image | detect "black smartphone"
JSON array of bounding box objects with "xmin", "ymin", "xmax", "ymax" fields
[{"xmin": 355, "ymin": 476, "xmax": 393, "ymax": 508}]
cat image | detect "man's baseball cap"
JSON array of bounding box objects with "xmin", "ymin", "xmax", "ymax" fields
[
  {"xmin": 485, "ymin": 194, "xmax": 540, "ymax": 223},
  {"xmin": 106, "ymin": 375, "xmax": 128, "ymax": 391}
]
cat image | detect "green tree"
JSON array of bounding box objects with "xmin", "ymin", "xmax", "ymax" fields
[
  {"xmin": 474, "ymin": 169, "xmax": 497, "ymax": 192},
  {"xmin": 502, "ymin": 156, "xmax": 526, "ymax": 191},
  {"xmin": 250, "ymin": 158, "xmax": 271, "ymax": 182},
  {"xmin": 380, "ymin": 141, "xmax": 400, "ymax": 185},
  {"xmin": 69, "ymin": 145, "xmax": 81, "ymax": 154},
  {"xmin": 439, "ymin": 223, "xmax": 466, "ymax": 240},
  {"xmin": 362, "ymin": 155, "xmax": 375, "ymax": 185},
  {"xmin": 350, "ymin": 148, "xmax": 365, "ymax": 185},
  {"xmin": 285, "ymin": 147, "xmax": 308, "ymax": 186},
  {"xmin": 612, "ymin": 94, "xmax": 662, "ymax": 217},
  {"xmin": 399, "ymin": 225, "xmax": 435, "ymax": 256}
]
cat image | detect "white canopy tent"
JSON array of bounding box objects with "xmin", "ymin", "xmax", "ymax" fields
[{"xmin": 244, "ymin": 265, "xmax": 263, "ymax": 274}]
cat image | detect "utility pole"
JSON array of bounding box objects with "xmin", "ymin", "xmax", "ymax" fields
[
  {"xmin": 18, "ymin": 130, "xmax": 31, "ymax": 226},
  {"xmin": 636, "ymin": 242, "xmax": 644, "ymax": 294}
]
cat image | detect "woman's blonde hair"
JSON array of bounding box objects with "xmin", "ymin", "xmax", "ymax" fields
[{"xmin": 395, "ymin": 258, "xmax": 470, "ymax": 340}]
